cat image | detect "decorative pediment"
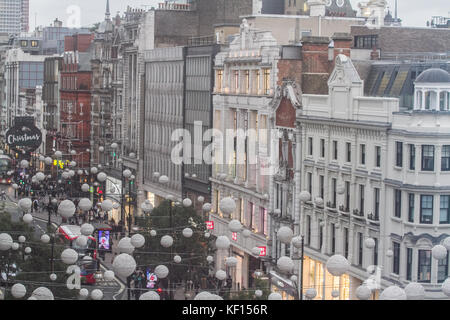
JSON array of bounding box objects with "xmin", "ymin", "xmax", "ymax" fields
[
  {"xmin": 328, "ymin": 54, "xmax": 362, "ymax": 87},
  {"xmin": 270, "ymin": 80, "xmax": 302, "ymax": 129}
]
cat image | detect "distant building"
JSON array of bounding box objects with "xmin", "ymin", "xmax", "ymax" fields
[
  {"xmin": 0, "ymin": 0, "xmax": 29, "ymax": 35},
  {"xmin": 284, "ymin": 0, "xmax": 356, "ymax": 17},
  {"xmin": 428, "ymin": 16, "xmax": 450, "ymax": 29}
]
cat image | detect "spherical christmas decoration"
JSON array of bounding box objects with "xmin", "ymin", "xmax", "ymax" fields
[
  {"xmin": 219, "ymin": 197, "xmax": 236, "ymax": 215},
  {"xmin": 68, "ymin": 170, "xmax": 75, "ymax": 177},
  {"xmin": 242, "ymin": 229, "xmax": 251, "ymax": 238},
  {"xmin": 0, "ymin": 233, "xmax": 13, "ymax": 251},
  {"xmin": 18, "ymin": 198, "xmax": 32, "ymax": 211},
  {"xmin": 331, "ymin": 290, "xmax": 340, "ymax": 298},
  {"xmin": 61, "ymin": 248, "xmax": 78, "ymax": 265},
  {"xmin": 356, "ymin": 285, "xmax": 372, "ymax": 300},
  {"xmin": 160, "ymin": 235, "xmax": 174, "ymax": 248},
  {"xmin": 18, "ymin": 235, "xmax": 26, "ymax": 243},
  {"xmin": 174, "ymin": 255, "xmax": 182, "ymax": 263},
  {"xmin": 204, "ymin": 232, "xmax": 210, "ymax": 238},
  {"xmin": 100, "ymin": 199, "xmax": 113, "ymax": 212},
  {"xmin": 305, "ymin": 288, "xmax": 317, "ymax": 299},
  {"xmin": 77, "ymin": 170, "xmax": 83, "ymax": 176},
  {"xmin": 118, "ymin": 237, "xmax": 135, "ymax": 254},
  {"xmin": 31, "ymin": 287, "xmax": 54, "ymax": 300},
  {"xmin": 90, "ymin": 167, "xmax": 98, "ymax": 174},
  {"xmin": 61, "ymin": 171, "xmax": 70, "ymax": 180},
  {"xmin": 150, "ymin": 230, "xmax": 157, "ymax": 237},
  {"xmin": 41, "ymin": 234, "xmax": 50, "ymax": 244},
  {"xmin": 50, "ymin": 273, "xmax": 57, "ymax": 281},
  {"xmin": 291, "ymin": 236, "xmax": 303, "ymax": 249},
  {"xmin": 439, "ymin": 278, "xmax": 450, "ymax": 297},
  {"xmin": 315, "ymin": 197, "xmax": 324, "ymax": 206},
  {"xmin": 405, "ymin": 282, "xmax": 425, "ymax": 300},
  {"xmin": 228, "ymin": 220, "xmax": 242, "ymax": 233},
  {"xmin": 35, "ymin": 172, "xmax": 45, "ymax": 181},
  {"xmin": 182, "ymin": 228, "xmax": 193, "ymax": 238},
  {"xmin": 380, "ymin": 286, "xmax": 407, "ymax": 300},
  {"xmin": 129, "ymin": 234, "xmax": 145, "ymax": 249},
  {"xmin": 225, "ymin": 257, "xmax": 238, "ymax": 267},
  {"xmin": 91, "ymin": 289, "xmax": 103, "ymax": 300},
  {"xmin": 182, "ymin": 198, "xmax": 192, "ymax": 207},
  {"xmin": 268, "ymin": 292, "xmax": 282, "ymax": 300},
  {"xmin": 12, "ymin": 183, "xmax": 19, "ymax": 190},
  {"xmin": 70, "ymin": 161, "xmax": 77, "ymax": 168},
  {"xmin": 277, "ymin": 226, "xmax": 294, "ymax": 244},
  {"xmin": 80, "ymin": 223, "xmax": 94, "ymax": 236},
  {"xmin": 432, "ymin": 245, "xmax": 448, "ymax": 260},
  {"xmin": 206, "ymin": 256, "xmax": 214, "ymax": 263},
  {"xmin": 215, "ymin": 236, "xmax": 230, "ymax": 250},
  {"xmin": 11, "ymin": 243, "xmax": 19, "ymax": 250},
  {"xmin": 365, "ymin": 238, "xmax": 376, "ymax": 249},
  {"xmin": 44, "ymin": 157, "xmax": 53, "ymax": 165},
  {"xmin": 24, "ymin": 247, "xmax": 31, "ymax": 254},
  {"xmin": 194, "ymin": 292, "xmax": 213, "ymax": 300},
  {"xmin": 197, "ymin": 196, "xmax": 205, "ymax": 203},
  {"xmin": 103, "ymin": 270, "xmax": 115, "ymax": 281},
  {"xmin": 78, "ymin": 198, "xmax": 92, "ymax": 211},
  {"xmin": 113, "ymin": 253, "xmax": 136, "ymax": 277},
  {"xmin": 277, "ymin": 256, "xmax": 294, "ymax": 273},
  {"xmin": 158, "ymin": 175, "xmax": 169, "ymax": 184},
  {"xmin": 11, "ymin": 283, "xmax": 26, "ymax": 298},
  {"xmin": 122, "ymin": 169, "xmax": 132, "ymax": 178},
  {"xmin": 299, "ymin": 191, "xmax": 311, "ymax": 202},
  {"xmin": 20, "ymin": 160, "xmax": 29, "ymax": 168},
  {"xmin": 202, "ymin": 203, "xmax": 212, "ymax": 212},
  {"xmin": 140, "ymin": 200, "xmax": 153, "ymax": 213},
  {"xmin": 139, "ymin": 291, "xmax": 161, "ymax": 300},
  {"xmin": 22, "ymin": 213, "xmax": 33, "ymax": 224},
  {"xmin": 75, "ymin": 235, "xmax": 88, "ymax": 247},
  {"xmin": 215, "ymin": 270, "xmax": 226, "ymax": 281},
  {"xmin": 255, "ymin": 290, "xmax": 263, "ymax": 297},
  {"xmin": 81, "ymin": 183, "xmax": 90, "ymax": 192},
  {"xmin": 58, "ymin": 200, "xmax": 76, "ymax": 218},
  {"xmin": 79, "ymin": 288, "xmax": 89, "ymax": 299},
  {"xmin": 155, "ymin": 265, "xmax": 169, "ymax": 279},
  {"xmin": 97, "ymin": 172, "xmax": 107, "ymax": 182},
  {"xmin": 326, "ymin": 255, "xmax": 350, "ymax": 277}
]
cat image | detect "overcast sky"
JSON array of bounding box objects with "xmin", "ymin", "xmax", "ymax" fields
[{"xmin": 29, "ymin": 0, "xmax": 449, "ymax": 30}]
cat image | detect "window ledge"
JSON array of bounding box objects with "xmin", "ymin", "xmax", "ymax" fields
[
  {"xmin": 420, "ymin": 170, "xmax": 435, "ymax": 174},
  {"xmin": 394, "ymin": 166, "xmax": 403, "ymax": 171},
  {"xmin": 391, "ymin": 216, "xmax": 402, "ymax": 223}
]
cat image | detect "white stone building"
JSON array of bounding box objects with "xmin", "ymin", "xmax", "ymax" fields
[{"xmin": 271, "ymin": 56, "xmax": 450, "ymax": 300}]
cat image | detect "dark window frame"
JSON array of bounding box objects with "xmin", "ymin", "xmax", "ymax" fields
[
  {"xmin": 422, "ymin": 145, "xmax": 435, "ymax": 171},
  {"xmin": 420, "ymin": 195, "xmax": 434, "ymax": 224}
]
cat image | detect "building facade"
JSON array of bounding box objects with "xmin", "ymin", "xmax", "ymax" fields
[{"xmin": 0, "ymin": 0, "xmax": 29, "ymax": 35}]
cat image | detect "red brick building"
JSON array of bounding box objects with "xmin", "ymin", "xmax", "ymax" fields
[{"xmin": 57, "ymin": 33, "xmax": 94, "ymax": 169}]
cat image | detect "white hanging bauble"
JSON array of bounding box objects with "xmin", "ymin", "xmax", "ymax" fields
[
  {"xmin": 255, "ymin": 290, "xmax": 263, "ymax": 297},
  {"xmin": 432, "ymin": 245, "xmax": 447, "ymax": 260},
  {"xmin": 140, "ymin": 200, "xmax": 153, "ymax": 213},
  {"xmin": 99, "ymin": 146, "xmax": 105, "ymax": 152},
  {"xmin": 18, "ymin": 235, "xmax": 26, "ymax": 243},
  {"xmin": 150, "ymin": 230, "xmax": 157, "ymax": 237},
  {"xmin": 61, "ymin": 248, "xmax": 78, "ymax": 264},
  {"xmin": 90, "ymin": 167, "xmax": 98, "ymax": 174},
  {"xmin": 242, "ymin": 229, "xmax": 251, "ymax": 238},
  {"xmin": 91, "ymin": 289, "xmax": 103, "ymax": 300},
  {"xmin": 225, "ymin": 257, "xmax": 238, "ymax": 267},
  {"xmin": 291, "ymin": 236, "xmax": 303, "ymax": 249},
  {"xmin": 194, "ymin": 292, "xmax": 213, "ymax": 300},
  {"xmin": 219, "ymin": 197, "xmax": 236, "ymax": 215},
  {"xmin": 11, "ymin": 283, "xmax": 27, "ymax": 298},
  {"xmin": 215, "ymin": 236, "xmax": 230, "ymax": 250},
  {"xmin": 182, "ymin": 198, "xmax": 192, "ymax": 207},
  {"xmin": 118, "ymin": 237, "xmax": 135, "ymax": 254},
  {"xmin": 441, "ymin": 278, "xmax": 450, "ymax": 297},
  {"xmin": 48, "ymin": 273, "xmax": 57, "ymax": 281},
  {"xmin": 58, "ymin": 200, "xmax": 76, "ymax": 218},
  {"xmin": 174, "ymin": 255, "xmax": 182, "ymax": 263},
  {"xmin": 81, "ymin": 183, "xmax": 90, "ymax": 192},
  {"xmin": 12, "ymin": 183, "xmax": 19, "ymax": 190},
  {"xmin": 405, "ymin": 282, "xmax": 425, "ymax": 300},
  {"xmin": 11, "ymin": 243, "xmax": 19, "ymax": 250},
  {"xmin": 79, "ymin": 288, "xmax": 89, "ymax": 299},
  {"xmin": 204, "ymin": 232, "xmax": 210, "ymax": 238},
  {"xmin": 160, "ymin": 235, "xmax": 174, "ymax": 248},
  {"xmin": 130, "ymin": 234, "xmax": 145, "ymax": 248},
  {"xmin": 24, "ymin": 247, "xmax": 31, "ymax": 254},
  {"xmin": 158, "ymin": 175, "xmax": 169, "ymax": 184},
  {"xmin": 277, "ymin": 226, "xmax": 294, "ymax": 244},
  {"xmin": 364, "ymin": 238, "xmax": 376, "ymax": 249},
  {"xmin": 155, "ymin": 265, "xmax": 169, "ymax": 279},
  {"xmin": 356, "ymin": 285, "xmax": 372, "ymax": 300},
  {"xmin": 80, "ymin": 223, "xmax": 94, "ymax": 236},
  {"xmin": 41, "ymin": 234, "xmax": 50, "ymax": 244},
  {"xmin": 314, "ymin": 197, "xmax": 324, "ymax": 206},
  {"xmin": 78, "ymin": 198, "xmax": 92, "ymax": 211},
  {"xmin": 18, "ymin": 198, "xmax": 32, "ymax": 211},
  {"xmin": 44, "ymin": 157, "xmax": 53, "ymax": 165},
  {"xmin": 202, "ymin": 203, "xmax": 212, "ymax": 212},
  {"xmin": 215, "ymin": 270, "xmax": 226, "ymax": 281},
  {"xmin": 386, "ymin": 249, "xmax": 394, "ymax": 257},
  {"xmin": 20, "ymin": 160, "xmax": 29, "ymax": 168},
  {"xmin": 76, "ymin": 235, "xmax": 88, "ymax": 247},
  {"xmin": 35, "ymin": 172, "xmax": 45, "ymax": 181},
  {"xmin": 22, "ymin": 213, "xmax": 33, "ymax": 224},
  {"xmin": 112, "ymin": 253, "xmax": 136, "ymax": 277},
  {"xmin": 228, "ymin": 220, "xmax": 242, "ymax": 233},
  {"xmin": 299, "ymin": 191, "xmax": 311, "ymax": 202},
  {"xmin": 31, "ymin": 287, "xmax": 54, "ymax": 300},
  {"xmin": 197, "ymin": 196, "xmax": 205, "ymax": 203},
  {"xmin": 139, "ymin": 291, "xmax": 161, "ymax": 300},
  {"xmin": 443, "ymin": 237, "xmax": 450, "ymax": 251},
  {"xmin": 305, "ymin": 288, "xmax": 317, "ymax": 299},
  {"xmin": 277, "ymin": 256, "xmax": 294, "ymax": 273},
  {"xmin": 0, "ymin": 233, "xmax": 13, "ymax": 251},
  {"xmin": 379, "ymin": 286, "xmax": 407, "ymax": 300},
  {"xmin": 268, "ymin": 292, "xmax": 282, "ymax": 300},
  {"xmin": 97, "ymin": 172, "xmax": 107, "ymax": 182},
  {"xmin": 77, "ymin": 170, "xmax": 83, "ymax": 176},
  {"xmin": 104, "ymin": 270, "xmax": 115, "ymax": 281},
  {"xmin": 206, "ymin": 256, "xmax": 214, "ymax": 263},
  {"xmin": 182, "ymin": 228, "xmax": 193, "ymax": 238},
  {"xmin": 326, "ymin": 254, "xmax": 350, "ymax": 277},
  {"xmin": 100, "ymin": 199, "xmax": 113, "ymax": 212},
  {"xmin": 331, "ymin": 290, "xmax": 340, "ymax": 298}
]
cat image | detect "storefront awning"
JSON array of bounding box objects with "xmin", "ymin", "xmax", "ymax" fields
[{"xmin": 270, "ymin": 270, "xmax": 297, "ymax": 296}]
